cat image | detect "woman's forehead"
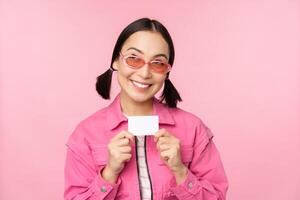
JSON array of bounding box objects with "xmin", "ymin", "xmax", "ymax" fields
[{"xmin": 121, "ymin": 31, "xmax": 169, "ymax": 57}]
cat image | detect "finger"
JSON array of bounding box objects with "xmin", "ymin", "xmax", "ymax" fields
[
  {"xmin": 119, "ymin": 146, "xmax": 132, "ymax": 153},
  {"xmin": 157, "ymin": 143, "xmax": 170, "ymax": 152},
  {"xmin": 111, "ymin": 131, "xmax": 126, "ymax": 141},
  {"xmin": 116, "ymin": 138, "xmax": 130, "ymax": 146},
  {"xmin": 124, "ymin": 132, "xmax": 134, "ymax": 143},
  {"xmin": 154, "ymin": 128, "xmax": 167, "ymax": 138},
  {"xmin": 113, "ymin": 131, "xmax": 134, "ymax": 142},
  {"xmin": 156, "ymin": 137, "xmax": 170, "ymax": 148},
  {"xmin": 154, "ymin": 129, "xmax": 170, "ymax": 142},
  {"xmin": 160, "ymin": 149, "xmax": 171, "ymax": 161},
  {"xmin": 121, "ymin": 153, "xmax": 132, "ymax": 162}
]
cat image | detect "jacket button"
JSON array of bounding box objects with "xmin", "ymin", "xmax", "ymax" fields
[
  {"xmin": 101, "ymin": 186, "xmax": 107, "ymax": 193},
  {"xmin": 188, "ymin": 182, "xmax": 193, "ymax": 189}
]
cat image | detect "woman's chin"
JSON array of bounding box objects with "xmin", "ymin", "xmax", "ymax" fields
[
  {"xmin": 121, "ymin": 88, "xmax": 155, "ymax": 103},
  {"xmin": 128, "ymin": 93, "xmax": 153, "ymax": 103}
]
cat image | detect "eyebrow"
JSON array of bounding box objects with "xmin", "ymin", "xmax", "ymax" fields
[{"xmin": 126, "ymin": 47, "xmax": 169, "ymax": 60}]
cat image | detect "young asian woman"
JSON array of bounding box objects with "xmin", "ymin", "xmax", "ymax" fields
[{"xmin": 64, "ymin": 17, "xmax": 229, "ymax": 200}]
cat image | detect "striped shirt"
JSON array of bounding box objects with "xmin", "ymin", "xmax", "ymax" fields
[
  {"xmin": 123, "ymin": 113, "xmax": 152, "ymax": 200},
  {"xmin": 136, "ymin": 135, "xmax": 152, "ymax": 200}
]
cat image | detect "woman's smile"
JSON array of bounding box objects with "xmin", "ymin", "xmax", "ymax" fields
[{"xmin": 131, "ymin": 79, "xmax": 152, "ymax": 90}]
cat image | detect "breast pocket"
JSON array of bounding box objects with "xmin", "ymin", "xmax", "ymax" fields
[
  {"xmin": 180, "ymin": 145, "xmax": 194, "ymax": 166},
  {"xmin": 89, "ymin": 143, "xmax": 108, "ymax": 166},
  {"xmin": 89, "ymin": 143, "xmax": 131, "ymax": 199},
  {"xmin": 160, "ymin": 145, "xmax": 194, "ymax": 199}
]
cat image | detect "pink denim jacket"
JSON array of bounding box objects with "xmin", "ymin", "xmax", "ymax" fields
[{"xmin": 64, "ymin": 93, "xmax": 229, "ymax": 200}]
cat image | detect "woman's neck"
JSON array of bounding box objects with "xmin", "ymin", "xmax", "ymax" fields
[{"xmin": 120, "ymin": 92, "xmax": 153, "ymax": 116}]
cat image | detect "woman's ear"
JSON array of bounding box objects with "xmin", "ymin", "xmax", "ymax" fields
[{"xmin": 112, "ymin": 60, "xmax": 119, "ymax": 71}]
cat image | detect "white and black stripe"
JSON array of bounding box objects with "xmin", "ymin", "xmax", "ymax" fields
[{"xmin": 136, "ymin": 136, "xmax": 153, "ymax": 200}]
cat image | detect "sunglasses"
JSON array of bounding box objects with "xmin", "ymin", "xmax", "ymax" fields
[{"xmin": 119, "ymin": 52, "xmax": 171, "ymax": 74}]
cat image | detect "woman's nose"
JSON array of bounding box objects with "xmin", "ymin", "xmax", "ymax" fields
[{"xmin": 137, "ymin": 63, "xmax": 152, "ymax": 79}]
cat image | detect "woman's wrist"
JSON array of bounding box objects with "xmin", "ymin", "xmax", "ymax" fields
[
  {"xmin": 172, "ymin": 164, "xmax": 188, "ymax": 185},
  {"xmin": 100, "ymin": 165, "xmax": 119, "ymax": 184}
]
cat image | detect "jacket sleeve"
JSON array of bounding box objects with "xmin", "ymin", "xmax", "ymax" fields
[
  {"xmin": 64, "ymin": 122, "xmax": 121, "ymax": 200},
  {"xmin": 169, "ymin": 120, "xmax": 229, "ymax": 200}
]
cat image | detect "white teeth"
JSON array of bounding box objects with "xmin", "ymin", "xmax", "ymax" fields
[{"xmin": 132, "ymin": 81, "xmax": 150, "ymax": 88}]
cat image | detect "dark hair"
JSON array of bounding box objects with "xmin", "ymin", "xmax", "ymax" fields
[{"xmin": 96, "ymin": 17, "xmax": 182, "ymax": 107}]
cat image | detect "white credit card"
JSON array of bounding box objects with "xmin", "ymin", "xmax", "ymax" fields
[{"xmin": 128, "ymin": 115, "xmax": 159, "ymax": 136}]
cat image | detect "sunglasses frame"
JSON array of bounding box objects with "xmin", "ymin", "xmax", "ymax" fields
[{"xmin": 119, "ymin": 52, "xmax": 171, "ymax": 74}]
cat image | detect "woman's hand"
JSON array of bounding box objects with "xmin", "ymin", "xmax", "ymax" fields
[
  {"xmin": 101, "ymin": 130, "xmax": 134, "ymax": 184},
  {"xmin": 154, "ymin": 129, "xmax": 188, "ymax": 184}
]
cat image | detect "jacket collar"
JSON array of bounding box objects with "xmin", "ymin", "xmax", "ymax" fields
[{"xmin": 106, "ymin": 93, "xmax": 175, "ymax": 130}]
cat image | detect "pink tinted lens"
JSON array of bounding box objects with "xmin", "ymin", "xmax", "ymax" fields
[
  {"xmin": 125, "ymin": 57, "xmax": 145, "ymax": 68},
  {"xmin": 149, "ymin": 62, "xmax": 170, "ymax": 73}
]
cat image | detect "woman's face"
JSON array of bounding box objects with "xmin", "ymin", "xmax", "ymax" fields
[{"xmin": 113, "ymin": 31, "xmax": 170, "ymax": 104}]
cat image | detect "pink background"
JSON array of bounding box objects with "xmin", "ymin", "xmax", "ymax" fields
[{"xmin": 1, "ymin": 0, "xmax": 300, "ymax": 199}]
